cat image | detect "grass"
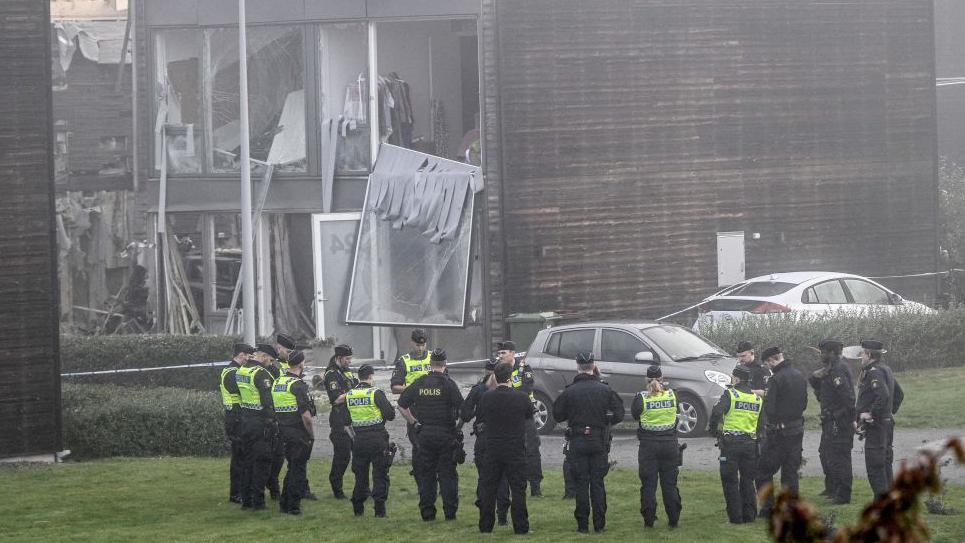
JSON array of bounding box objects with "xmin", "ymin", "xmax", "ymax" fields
[
  {"xmin": 802, "ymin": 367, "xmax": 965, "ymax": 430},
  {"xmin": 1, "ymin": 458, "xmax": 963, "ymax": 543}
]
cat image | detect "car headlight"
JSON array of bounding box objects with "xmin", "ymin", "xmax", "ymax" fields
[{"xmin": 704, "ymin": 370, "xmax": 731, "ymax": 388}]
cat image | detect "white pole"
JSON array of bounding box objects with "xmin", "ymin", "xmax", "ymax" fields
[{"xmin": 238, "ymin": 0, "xmax": 257, "ymax": 345}]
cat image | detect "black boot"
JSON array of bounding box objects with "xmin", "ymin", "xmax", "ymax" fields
[{"xmin": 530, "ymin": 482, "xmax": 543, "ymax": 498}]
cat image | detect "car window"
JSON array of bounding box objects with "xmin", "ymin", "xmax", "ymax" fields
[
  {"xmin": 547, "ymin": 329, "xmax": 595, "ymax": 360},
  {"xmin": 601, "ymin": 330, "xmax": 648, "ymax": 363},
  {"xmin": 804, "ymin": 280, "xmax": 849, "ymax": 304},
  {"xmin": 639, "ymin": 325, "xmax": 726, "ymax": 361},
  {"xmin": 842, "ymin": 279, "xmax": 891, "ymax": 305},
  {"xmin": 725, "ymin": 281, "xmax": 797, "ymax": 297}
]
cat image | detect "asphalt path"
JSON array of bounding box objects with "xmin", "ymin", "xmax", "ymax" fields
[{"xmin": 310, "ymin": 371, "xmax": 965, "ymax": 487}]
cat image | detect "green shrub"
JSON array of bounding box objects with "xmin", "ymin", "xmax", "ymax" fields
[
  {"xmin": 701, "ymin": 308, "xmax": 965, "ymax": 373},
  {"xmin": 60, "ymin": 334, "xmax": 245, "ymax": 389},
  {"xmin": 62, "ymin": 383, "xmax": 229, "ymax": 459}
]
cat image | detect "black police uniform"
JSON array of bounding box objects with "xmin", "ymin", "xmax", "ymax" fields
[
  {"xmin": 745, "ymin": 360, "xmax": 770, "ymax": 392},
  {"xmin": 855, "ymin": 360, "xmax": 904, "ymax": 499},
  {"xmin": 631, "ymin": 389, "xmax": 682, "ymax": 528},
  {"xmin": 709, "ymin": 381, "xmax": 761, "ymax": 524},
  {"xmin": 236, "ymin": 362, "xmax": 275, "ymax": 509},
  {"xmin": 347, "ymin": 382, "xmax": 396, "ymax": 516},
  {"xmin": 276, "ymin": 371, "xmax": 316, "ymax": 514},
  {"xmin": 756, "ymin": 359, "xmax": 808, "ymax": 514},
  {"xmin": 476, "ymin": 384, "xmax": 534, "ymax": 534},
  {"xmin": 461, "ymin": 377, "xmax": 511, "ymax": 524},
  {"xmin": 552, "ymin": 373, "xmax": 624, "ymax": 533},
  {"xmin": 264, "ymin": 362, "xmax": 285, "ymax": 500},
  {"xmin": 221, "ymin": 360, "xmax": 244, "ymax": 502},
  {"xmin": 512, "ymin": 358, "xmax": 544, "ymax": 496},
  {"xmin": 809, "ymin": 355, "xmax": 855, "ymax": 503},
  {"xmin": 323, "ymin": 362, "xmax": 358, "ymax": 498},
  {"xmin": 398, "ymin": 370, "xmax": 464, "ymax": 521}
]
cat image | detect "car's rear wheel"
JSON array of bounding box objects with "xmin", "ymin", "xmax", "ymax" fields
[
  {"xmin": 676, "ymin": 393, "xmax": 707, "ymax": 438},
  {"xmin": 532, "ymin": 391, "xmax": 556, "ymax": 434}
]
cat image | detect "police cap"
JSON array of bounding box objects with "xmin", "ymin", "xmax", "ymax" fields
[
  {"xmin": 817, "ymin": 338, "xmax": 844, "ymax": 352},
  {"xmin": 357, "ymin": 364, "xmax": 375, "ymax": 379},
  {"xmin": 736, "ymin": 340, "xmax": 753, "ymax": 354},
  {"xmin": 761, "ymin": 346, "xmax": 782, "ymax": 361},
  {"xmin": 233, "ymin": 343, "xmax": 255, "ymax": 355},
  {"xmin": 334, "ymin": 344, "xmax": 353, "ymax": 357},
  {"xmin": 287, "ymin": 350, "xmax": 305, "ymax": 366},
  {"xmin": 860, "ymin": 339, "xmax": 885, "ymax": 352},
  {"xmin": 430, "ymin": 348, "xmax": 447, "ymax": 362},
  {"xmin": 411, "ymin": 329, "xmax": 428, "ymax": 343},
  {"xmin": 255, "ymin": 343, "xmax": 278, "ymax": 359},
  {"xmin": 646, "ymin": 365, "xmax": 662, "ymax": 379},
  {"xmin": 732, "ymin": 364, "xmax": 752, "ymax": 381},
  {"xmin": 496, "ymin": 340, "xmax": 517, "ymax": 352},
  {"xmin": 276, "ymin": 334, "xmax": 296, "ymax": 350}
]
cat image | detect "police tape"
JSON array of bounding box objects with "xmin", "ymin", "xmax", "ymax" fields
[{"xmin": 61, "ymin": 357, "xmax": 491, "ymax": 378}]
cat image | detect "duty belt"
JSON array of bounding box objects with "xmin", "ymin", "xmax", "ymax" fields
[{"xmin": 766, "ymin": 419, "xmax": 803, "ymax": 432}]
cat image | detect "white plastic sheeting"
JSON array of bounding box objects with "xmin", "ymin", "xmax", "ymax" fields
[{"xmin": 346, "ymin": 145, "xmax": 482, "ymax": 327}]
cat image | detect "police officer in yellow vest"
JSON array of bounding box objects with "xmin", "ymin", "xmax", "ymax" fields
[
  {"xmin": 631, "ymin": 365, "xmax": 682, "ymax": 529},
  {"xmin": 390, "ymin": 329, "xmax": 432, "ymax": 486},
  {"xmin": 708, "ymin": 364, "xmax": 763, "ymax": 524},
  {"xmin": 323, "ymin": 344, "xmax": 358, "ymax": 499},
  {"xmin": 255, "ymin": 343, "xmax": 285, "ymax": 501},
  {"xmin": 272, "ymin": 350, "xmax": 316, "ymax": 515},
  {"xmin": 344, "ymin": 364, "xmax": 396, "ymax": 517},
  {"xmin": 234, "ymin": 344, "xmax": 276, "ymax": 510},
  {"xmin": 221, "ymin": 343, "xmax": 255, "ymax": 504},
  {"xmin": 499, "ymin": 341, "xmax": 544, "ymax": 497},
  {"xmin": 275, "ymin": 333, "xmax": 296, "ymax": 373}
]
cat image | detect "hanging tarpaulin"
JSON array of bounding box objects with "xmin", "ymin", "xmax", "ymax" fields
[{"xmin": 346, "ymin": 144, "xmax": 483, "ymax": 327}]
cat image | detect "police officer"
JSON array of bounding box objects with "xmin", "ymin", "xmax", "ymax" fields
[
  {"xmin": 855, "ymin": 339, "xmax": 904, "ymax": 499},
  {"xmin": 221, "ymin": 343, "xmax": 254, "ymax": 504},
  {"xmin": 234, "ymin": 344, "xmax": 275, "ymax": 510},
  {"xmin": 476, "ymin": 363, "xmax": 533, "ymax": 534},
  {"xmin": 631, "ymin": 365, "xmax": 682, "ymax": 529},
  {"xmin": 398, "ymin": 348, "xmax": 464, "ymax": 521},
  {"xmin": 273, "ymin": 351, "xmax": 316, "ymax": 515},
  {"xmin": 498, "ymin": 341, "xmax": 543, "ymax": 497},
  {"xmin": 323, "ymin": 344, "xmax": 358, "ymax": 499},
  {"xmin": 808, "ymin": 339, "xmax": 855, "ymax": 504},
  {"xmin": 255, "ymin": 343, "xmax": 285, "ymax": 501},
  {"xmin": 345, "ymin": 364, "xmax": 396, "ymax": 517},
  {"xmin": 391, "ymin": 329, "xmax": 433, "ymax": 480},
  {"xmin": 736, "ymin": 340, "xmax": 770, "ymax": 395},
  {"xmin": 276, "ymin": 333, "xmax": 296, "ymax": 373},
  {"xmin": 708, "ymin": 364, "xmax": 762, "ymax": 524},
  {"xmin": 755, "ymin": 346, "xmax": 808, "ymax": 516},
  {"xmin": 461, "ymin": 357, "xmax": 511, "ymax": 526},
  {"xmin": 552, "ymin": 353, "xmax": 624, "ymax": 534}
]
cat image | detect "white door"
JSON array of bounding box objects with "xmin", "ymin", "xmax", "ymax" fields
[
  {"xmin": 717, "ymin": 231, "xmax": 746, "ymax": 288},
  {"xmin": 311, "ymin": 213, "xmax": 376, "ymax": 358}
]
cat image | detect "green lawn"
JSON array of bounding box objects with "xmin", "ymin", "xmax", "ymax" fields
[
  {"xmin": 803, "ymin": 367, "xmax": 965, "ymax": 430},
  {"xmin": 1, "ymin": 458, "xmax": 962, "ymax": 543}
]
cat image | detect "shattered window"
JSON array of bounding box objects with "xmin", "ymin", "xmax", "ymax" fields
[
  {"xmin": 317, "ymin": 23, "xmax": 370, "ymax": 174},
  {"xmin": 206, "ymin": 26, "xmax": 306, "ymax": 173},
  {"xmin": 154, "ymin": 30, "xmax": 202, "ymax": 174},
  {"xmin": 212, "ymin": 214, "xmax": 243, "ymax": 310},
  {"xmin": 345, "ymin": 145, "xmax": 482, "ymax": 327}
]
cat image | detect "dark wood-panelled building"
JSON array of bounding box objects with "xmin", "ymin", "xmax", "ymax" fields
[
  {"xmin": 0, "ymin": 1, "xmax": 62, "ymax": 460},
  {"xmin": 131, "ymin": 0, "xmax": 937, "ymax": 352}
]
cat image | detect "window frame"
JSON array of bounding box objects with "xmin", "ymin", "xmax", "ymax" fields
[
  {"xmin": 600, "ymin": 328, "xmax": 653, "ymax": 364},
  {"xmin": 546, "ymin": 328, "xmax": 597, "ymax": 361},
  {"xmin": 840, "ymin": 278, "xmax": 893, "ymax": 305},
  {"xmin": 801, "ymin": 279, "xmax": 851, "ymax": 305}
]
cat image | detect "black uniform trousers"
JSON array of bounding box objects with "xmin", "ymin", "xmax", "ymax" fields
[
  {"xmin": 351, "ymin": 427, "xmax": 391, "ymax": 515},
  {"xmin": 638, "ymin": 438, "xmax": 682, "ymax": 526},
  {"xmin": 719, "ymin": 437, "xmax": 758, "ymax": 523},
  {"xmin": 473, "ymin": 439, "xmax": 510, "ymax": 520},
  {"xmin": 756, "ymin": 430, "xmax": 804, "ymax": 514},
  {"xmin": 238, "ymin": 414, "xmax": 273, "ymax": 508},
  {"xmin": 478, "ymin": 447, "xmax": 529, "ymax": 534},
  {"xmin": 568, "ymin": 433, "xmax": 610, "ymax": 532},
  {"xmin": 864, "ymin": 420, "xmax": 895, "ymax": 499},
  {"xmin": 329, "ymin": 425, "xmax": 353, "ymax": 495},
  {"xmin": 524, "ymin": 419, "xmax": 543, "ymax": 489},
  {"xmin": 267, "ymin": 424, "xmax": 284, "ymax": 496},
  {"xmin": 224, "ymin": 410, "xmax": 244, "ymax": 500},
  {"xmin": 279, "ymin": 425, "xmax": 312, "ymax": 512},
  {"xmin": 407, "ymin": 422, "xmax": 424, "ymax": 494},
  {"xmin": 414, "ymin": 425, "xmax": 459, "ymax": 520},
  {"xmin": 818, "ymin": 421, "xmax": 854, "ymax": 502},
  {"xmin": 562, "ymin": 440, "xmax": 577, "ymax": 498}
]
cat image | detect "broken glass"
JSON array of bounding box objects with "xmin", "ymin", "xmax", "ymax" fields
[{"xmin": 154, "ymin": 30, "xmax": 202, "ymax": 174}]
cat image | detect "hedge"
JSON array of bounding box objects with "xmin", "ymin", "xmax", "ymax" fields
[
  {"xmin": 701, "ymin": 308, "xmax": 965, "ymax": 373},
  {"xmin": 62, "ymin": 383, "xmax": 229, "ymax": 459}
]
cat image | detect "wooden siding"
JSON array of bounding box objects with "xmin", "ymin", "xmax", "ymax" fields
[
  {"xmin": 486, "ymin": 0, "xmax": 938, "ymax": 324},
  {"xmin": 0, "ymin": 1, "xmax": 62, "ymax": 457}
]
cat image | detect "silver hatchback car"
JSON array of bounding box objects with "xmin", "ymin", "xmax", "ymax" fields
[{"xmin": 525, "ymin": 322, "xmax": 737, "ymax": 437}]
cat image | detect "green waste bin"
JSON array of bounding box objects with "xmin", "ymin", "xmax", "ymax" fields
[{"xmin": 505, "ymin": 312, "xmax": 562, "ymax": 353}]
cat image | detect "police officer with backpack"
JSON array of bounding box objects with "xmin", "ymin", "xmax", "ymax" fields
[
  {"xmin": 631, "ymin": 365, "xmax": 682, "ymax": 529},
  {"xmin": 344, "ymin": 364, "xmax": 396, "ymax": 517},
  {"xmin": 708, "ymin": 364, "xmax": 762, "ymax": 524}
]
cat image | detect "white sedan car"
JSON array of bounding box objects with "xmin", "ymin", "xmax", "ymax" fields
[{"xmin": 693, "ymin": 271, "xmax": 932, "ymax": 332}]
